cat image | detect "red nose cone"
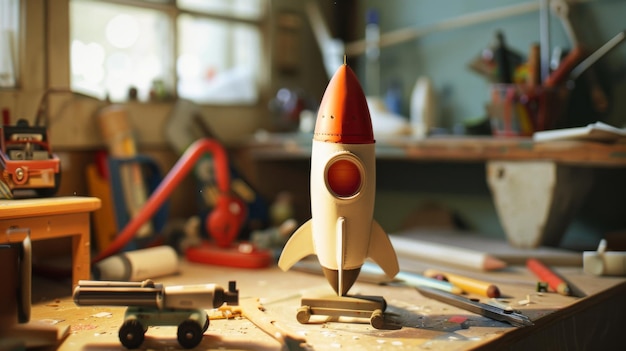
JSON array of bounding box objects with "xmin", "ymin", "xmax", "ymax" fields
[{"xmin": 314, "ymin": 64, "xmax": 375, "ymax": 144}]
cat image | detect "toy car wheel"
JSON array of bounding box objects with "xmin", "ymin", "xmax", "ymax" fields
[
  {"xmin": 118, "ymin": 319, "xmax": 145, "ymax": 349},
  {"xmin": 202, "ymin": 315, "xmax": 210, "ymax": 332},
  {"xmin": 177, "ymin": 319, "xmax": 203, "ymax": 349},
  {"xmin": 370, "ymin": 309, "xmax": 385, "ymax": 329},
  {"xmin": 296, "ymin": 306, "xmax": 311, "ymax": 324}
]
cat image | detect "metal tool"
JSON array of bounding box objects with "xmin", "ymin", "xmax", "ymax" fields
[
  {"xmin": 551, "ymin": 0, "xmax": 579, "ymax": 46},
  {"xmin": 570, "ymin": 30, "xmax": 626, "ymax": 80},
  {"xmin": 416, "ymin": 286, "xmax": 534, "ymax": 327}
]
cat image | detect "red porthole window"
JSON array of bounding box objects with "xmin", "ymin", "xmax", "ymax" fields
[{"xmin": 326, "ymin": 157, "xmax": 362, "ymax": 198}]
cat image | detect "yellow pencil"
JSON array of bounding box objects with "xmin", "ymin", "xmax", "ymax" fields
[{"xmin": 423, "ymin": 269, "xmax": 501, "ymax": 298}]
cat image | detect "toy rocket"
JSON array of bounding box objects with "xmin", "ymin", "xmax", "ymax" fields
[{"xmin": 278, "ymin": 63, "xmax": 399, "ymax": 296}]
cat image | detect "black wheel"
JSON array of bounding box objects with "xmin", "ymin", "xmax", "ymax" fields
[
  {"xmin": 118, "ymin": 319, "xmax": 145, "ymax": 349},
  {"xmin": 202, "ymin": 315, "xmax": 210, "ymax": 332},
  {"xmin": 177, "ymin": 320, "xmax": 204, "ymax": 349}
]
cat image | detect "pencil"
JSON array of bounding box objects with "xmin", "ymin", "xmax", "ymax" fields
[
  {"xmin": 423, "ymin": 269, "xmax": 501, "ymax": 298},
  {"xmin": 527, "ymin": 43, "xmax": 541, "ymax": 88},
  {"xmin": 361, "ymin": 262, "xmax": 463, "ymax": 294},
  {"xmin": 390, "ymin": 236, "xmax": 507, "ymax": 271},
  {"xmin": 526, "ymin": 258, "xmax": 570, "ymax": 296},
  {"xmin": 543, "ymin": 45, "xmax": 585, "ymax": 88},
  {"xmin": 395, "ymin": 271, "xmax": 464, "ymax": 295}
]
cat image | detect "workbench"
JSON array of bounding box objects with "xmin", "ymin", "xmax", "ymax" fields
[
  {"xmin": 28, "ymin": 254, "xmax": 626, "ymax": 350},
  {"xmin": 0, "ymin": 196, "xmax": 101, "ymax": 289},
  {"xmin": 235, "ymin": 134, "xmax": 626, "ymax": 248}
]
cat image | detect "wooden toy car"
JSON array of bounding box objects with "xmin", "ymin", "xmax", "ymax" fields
[
  {"xmin": 297, "ymin": 295, "xmax": 387, "ymax": 329},
  {"xmin": 0, "ymin": 119, "xmax": 60, "ymax": 198}
]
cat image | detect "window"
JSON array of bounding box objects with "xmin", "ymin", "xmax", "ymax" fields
[
  {"xmin": 70, "ymin": 0, "xmax": 265, "ymax": 104},
  {"xmin": 70, "ymin": 1, "xmax": 171, "ymax": 101},
  {"xmin": 178, "ymin": 0, "xmax": 264, "ymax": 20},
  {"xmin": 176, "ymin": 14, "xmax": 261, "ymax": 104},
  {"xmin": 0, "ymin": 0, "xmax": 19, "ymax": 88}
]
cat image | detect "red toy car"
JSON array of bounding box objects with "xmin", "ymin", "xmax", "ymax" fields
[{"xmin": 0, "ymin": 119, "xmax": 61, "ymax": 198}]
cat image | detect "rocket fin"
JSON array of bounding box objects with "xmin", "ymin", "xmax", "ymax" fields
[
  {"xmin": 367, "ymin": 220, "xmax": 400, "ymax": 278},
  {"xmin": 277, "ymin": 219, "xmax": 315, "ymax": 272}
]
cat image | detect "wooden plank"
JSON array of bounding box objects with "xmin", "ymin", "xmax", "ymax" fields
[
  {"xmin": 392, "ymin": 229, "xmax": 583, "ymax": 266},
  {"xmin": 394, "ymin": 137, "xmax": 626, "ymax": 166},
  {"xmin": 9, "ymin": 323, "xmax": 69, "ymax": 349},
  {"xmin": 0, "ymin": 196, "xmax": 101, "ymax": 219},
  {"xmin": 242, "ymin": 134, "xmax": 626, "ymax": 167},
  {"xmin": 47, "ymin": 0, "xmax": 70, "ymax": 89}
]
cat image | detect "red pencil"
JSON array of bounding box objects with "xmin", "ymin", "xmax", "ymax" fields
[{"xmin": 526, "ymin": 258, "xmax": 570, "ymax": 296}]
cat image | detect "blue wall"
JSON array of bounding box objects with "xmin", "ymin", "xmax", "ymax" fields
[{"xmin": 354, "ymin": 0, "xmax": 626, "ymax": 129}]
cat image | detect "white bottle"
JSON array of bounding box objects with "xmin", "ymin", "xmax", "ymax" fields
[
  {"xmin": 94, "ymin": 245, "xmax": 179, "ymax": 281},
  {"xmin": 410, "ymin": 76, "xmax": 437, "ymax": 138},
  {"xmin": 365, "ymin": 9, "xmax": 380, "ymax": 97}
]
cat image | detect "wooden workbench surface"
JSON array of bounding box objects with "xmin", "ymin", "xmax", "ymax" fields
[
  {"xmin": 26, "ymin": 256, "xmax": 626, "ymax": 350},
  {"xmin": 241, "ymin": 133, "xmax": 626, "ymax": 167},
  {"xmin": 0, "ymin": 196, "xmax": 101, "ymax": 219}
]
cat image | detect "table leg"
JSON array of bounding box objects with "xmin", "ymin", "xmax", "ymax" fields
[{"xmin": 70, "ymin": 214, "xmax": 91, "ymax": 289}]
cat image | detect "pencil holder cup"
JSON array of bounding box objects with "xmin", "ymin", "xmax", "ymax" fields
[{"xmin": 487, "ymin": 84, "xmax": 567, "ymax": 137}]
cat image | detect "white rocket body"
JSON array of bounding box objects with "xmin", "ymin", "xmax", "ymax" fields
[{"xmin": 311, "ymin": 141, "xmax": 375, "ymax": 270}]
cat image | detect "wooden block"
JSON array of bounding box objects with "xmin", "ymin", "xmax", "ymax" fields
[
  {"xmin": 10, "ymin": 322, "xmax": 70, "ymax": 348},
  {"xmin": 487, "ymin": 161, "xmax": 593, "ymax": 248}
]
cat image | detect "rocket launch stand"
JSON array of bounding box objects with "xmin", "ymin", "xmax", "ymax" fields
[{"xmin": 296, "ymin": 295, "xmax": 387, "ymax": 329}]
